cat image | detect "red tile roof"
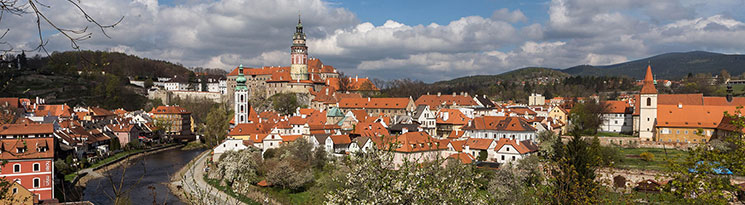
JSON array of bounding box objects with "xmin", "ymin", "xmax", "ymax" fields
[
  {"xmin": 329, "ymin": 134, "xmax": 352, "ymax": 144},
  {"xmin": 640, "ymin": 65, "xmax": 658, "ymax": 94},
  {"xmin": 0, "ymin": 137, "xmax": 54, "ymax": 159},
  {"xmin": 281, "ymin": 135, "xmax": 303, "ymax": 142},
  {"xmin": 602, "ymin": 101, "xmax": 631, "ymax": 114},
  {"xmin": 339, "ymin": 98, "xmax": 411, "ymax": 109},
  {"xmin": 385, "ymin": 132, "xmax": 447, "ymax": 153},
  {"xmin": 436, "ymin": 109, "xmax": 470, "ymax": 125},
  {"xmin": 0, "ymin": 124, "xmax": 54, "ymax": 135},
  {"xmin": 448, "ymin": 153, "xmax": 475, "ymax": 164},
  {"xmin": 353, "ymin": 122, "xmax": 390, "ymax": 137},
  {"xmin": 463, "ymin": 116, "xmax": 536, "ymax": 132},
  {"xmin": 494, "ymin": 138, "xmax": 538, "ymax": 154},
  {"xmin": 0, "ymin": 97, "xmax": 19, "ymax": 108},
  {"xmin": 464, "ymin": 138, "xmax": 494, "ymax": 150},
  {"xmin": 656, "ymin": 105, "xmax": 737, "ymax": 128},
  {"xmin": 415, "ymin": 94, "xmax": 477, "ymax": 108}
]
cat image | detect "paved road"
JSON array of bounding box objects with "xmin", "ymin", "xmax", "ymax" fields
[{"xmin": 176, "ymin": 151, "xmax": 245, "ymax": 205}]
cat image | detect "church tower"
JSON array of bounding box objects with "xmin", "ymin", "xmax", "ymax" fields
[
  {"xmin": 639, "ymin": 65, "xmax": 657, "ymax": 141},
  {"xmin": 290, "ymin": 16, "xmax": 309, "ymax": 80},
  {"xmin": 234, "ymin": 65, "xmax": 250, "ymax": 124}
]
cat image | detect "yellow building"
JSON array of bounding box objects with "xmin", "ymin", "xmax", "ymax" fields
[{"xmin": 0, "ymin": 182, "xmax": 37, "ymax": 205}]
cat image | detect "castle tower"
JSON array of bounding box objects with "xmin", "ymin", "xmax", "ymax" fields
[
  {"xmin": 639, "ymin": 65, "xmax": 657, "ymax": 141},
  {"xmin": 234, "ymin": 65, "xmax": 250, "ymax": 124},
  {"xmin": 290, "ymin": 16, "xmax": 309, "ymax": 80}
]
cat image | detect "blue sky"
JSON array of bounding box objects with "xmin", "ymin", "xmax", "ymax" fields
[{"xmin": 7, "ymin": 0, "xmax": 745, "ymax": 82}]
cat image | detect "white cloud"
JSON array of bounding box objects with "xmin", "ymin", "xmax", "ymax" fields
[{"xmin": 3, "ymin": 0, "xmax": 745, "ymax": 82}]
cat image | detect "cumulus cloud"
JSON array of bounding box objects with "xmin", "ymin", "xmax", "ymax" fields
[{"xmin": 3, "ymin": 0, "xmax": 745, "ymax": 82}]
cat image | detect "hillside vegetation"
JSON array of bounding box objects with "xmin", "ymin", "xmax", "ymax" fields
[
  {"xmin": 563, "ymin": 51, "xmax": 745, "ymax": 80},
  {"xmin": 0, "ymin": 50, "xmax": 195, "ymax": 110}
]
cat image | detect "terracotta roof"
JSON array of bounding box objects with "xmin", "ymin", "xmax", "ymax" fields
[
  {"xmin": 33, "ymin": 104, "xmax": 73, "ymax": 118},
  {"xmin": 339, "ymin": 98, "xmax": 411, "ymax": 109},
  {"xmin": 449, "ymin": 140, "xmax": 466, "ymax": 152},
  {"xmin": 386, "ymin": 132, "xmax": 447, "ymax": 153},
  {"xmin": 288, "ymin": 116, "xmax": 308, "ymax": 125},
  {"xmin": 464, "ymin": 138, "xmax": 494, "ymax": 150},
  {"xmin": 329, "ymin": 134, "xmax": 352, "ymax": 144},
  {"xmin": 448, "ymin": 153, "xmax": 475, "ymax": 164},
  {"xmin": 505, "ymin": 107, "xmax": 537, "ymax": 115},
  {"xmin": 602, "ymin": 101, "xmax": 631, "ymax": 114},
  {"xmin": 715, "ymin": 115, "xmax": 745, "ymax": 132},
  {"xmin": 415, "ymin": 94, "xmax": 477, "ymax": 108},
  {"xmin": 494, "ymin": 138, "xmax": 538, "ymax": 154},
  {"xmin": 150, "ymin": 105, "xmax": 190, "ymax": 114},
  {"xmin": 436, "ymin": 109, "xmax": 470, "ymax": 125},
  {"xmin": 229, "ymin": 123, "xmax": 272, "ymax": 136},
  {"xmin": 656, "ymin": 105, "xmax": 736, "ymax": 128},
  {"xmin": 640, "ymin": 65, "xmax": 658, "ymax": 94},
  {"xmin": 326, "ymin": 77, "xmax": 380, "ymax": 91},
  {"xmin": 448, "ymin": 130, "xmax": 466, "ymax": 139},
  {"xmin": 106, "ymin": 124, "xmax": 135, "ymax": 132},
  {"xmin": 0, "ymin": 137, "xmax": 55, "ymax": 159},
  {"xmin": 113, "ymin": 108, "xmax": 128, "ymax": 116},
  {"xmin": 90, "ymin": 107, "xmax": 116, "ymax": 117},
  {"xmin": 0, "ymin": 97, "xmax": 19, "ymax": 108},
  {"xmin": 227, "ymin": 66, "xmax": 283, "ymax": 76},
  {"xmin": 281, "ymin": 135, "xmax": 303, "ymax": 142},
  {"xmin": 0, "ymin": 123, "xmax": 54, "ymax": 135},
  {"xmin": 353, "ymin": 122, "xmax": 390, "ymax": 137},
  {"xmin": 463, "ymin": 116, "xmax": 536, "ymax": 132},
  {"xmin": 702, "ymin": 97, "xmax": 745, "ymax": 106}
]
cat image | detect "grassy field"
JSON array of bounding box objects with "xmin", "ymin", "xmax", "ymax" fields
[
  {"xmin": 615, "ymin": 148, "xmax": 687, "ymax": 171},
  {"xmin": 90, "ymin": 149, "xmax": 144, "ymax": 169}
]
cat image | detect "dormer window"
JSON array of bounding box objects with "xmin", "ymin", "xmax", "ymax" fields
[{"xmin": 17, "ymin": 147, "xmax": 26, "ymax": 153}]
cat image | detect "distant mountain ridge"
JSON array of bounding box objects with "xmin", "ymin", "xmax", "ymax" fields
[{"xmin": 562, "ymin": 51, "xmax": 745, "ymax": 80}]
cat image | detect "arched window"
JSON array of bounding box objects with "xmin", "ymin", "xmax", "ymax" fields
[
  {"xmin": 646, "ymin": 98, "xmax": 651, "ymax": 106},
  {"xmin": 33, "ymin": 178, "xmax": 40, "ymax": 188}
]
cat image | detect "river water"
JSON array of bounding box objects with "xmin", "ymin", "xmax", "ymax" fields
[{"xmin": 82, "ymin": 148, "xmax": 205, "ymax": 204}]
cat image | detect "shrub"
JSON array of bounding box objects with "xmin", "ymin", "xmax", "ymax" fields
[{"xmin": 639, "ymin": 152, "xmax": 654, "ymax": 162}]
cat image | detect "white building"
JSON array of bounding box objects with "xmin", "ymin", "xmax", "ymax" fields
[
  {"xmin": 462, "ymin": 116, "xmax": 538, "ymax": 142},
  {"xmin": 412, "ymin": 105, "xmax": 437, "ymax": 137},
  {"xmin": 599, "ymin": 101, "xmax": 633, "ymax": 133},
  {"xmin": 213, "ymin": 139, "xmax": 250, "ymax": 161},
  {"xmin": 493, "ymin": 138, "xmax": 538, "ymax": 164}
]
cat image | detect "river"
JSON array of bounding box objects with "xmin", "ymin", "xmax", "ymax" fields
[{"xmin": 82, "ymin": 148, "xmax": 205, "ymax": 204}]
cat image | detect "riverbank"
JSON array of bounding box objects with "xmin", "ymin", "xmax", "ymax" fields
[
  {"xmin": 74, "ymin": 144, "xmax": 184, "ymax": 187},
  {"xmin": 167, "ymin": 149, "xmax": 210, "ymax": 204}
]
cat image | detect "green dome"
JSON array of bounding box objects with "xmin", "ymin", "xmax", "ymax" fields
[{"xmin": 235, "ymin": 64, "xmax": 247, "ymax": 90}]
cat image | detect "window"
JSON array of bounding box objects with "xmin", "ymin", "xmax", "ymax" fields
[
  {"xmin": 33, "ymin": 163, "xmax": 40, "ymax": 172},
  {"xmin": 684, "ymin": 130, "xmax": 688, "ymax": 134},
  {"xmin": 507, "ymin": 147, "xmax": 510, "ymax": 152},
  {"xmin": 33, "ymin": 178, "xmax": 40, "ymax": 188},
  {"xmin": 646, "ymin": 98, "xmax": 651, "ymax": 106},
  {"xmin": 13, "ymin": 164, "xmax": 20, "ymax": 173},
  {"xmin": 501, "ymin": 155, "xmax": 505, "ymax": 160},
  {"xmin": 12, "ymin": 188, "xmax": 17, "ymax": 194},
  {"xmin": 512, "ymin": 156, "xmax": 516, "ymax": 160}
]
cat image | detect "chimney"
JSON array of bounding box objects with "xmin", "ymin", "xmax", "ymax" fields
[
  {"xmin": 437, "ymin": 92, "xmax": 441, "ymax": 96},
  {"xmin": 516, "ymin": 139, "xmax": 520, "ymax": 145},
  {"xmin": 427, "ymin": 92, "xmax": 430, "ymax": 95},
  {"xmin": 726, "ymin": 84, "xmax": 733, "ymax": 102},
  {"xmin": 368, "ymin": 97, "xmax": 371, "ymax": 102},
  {"xmin": 325, "ymin": 88, "xmax": 329, "ymax": 95},
  {"xmin": 355, "ymin": 75, "xmax": 358, "ymax": 81},
  {"xmin": 453, "ymin": 92, "xmax": 456, "ymax": 96},
  {"xmin": 402, "ymin": 127, "xmax": 408, "ymax": 134}
]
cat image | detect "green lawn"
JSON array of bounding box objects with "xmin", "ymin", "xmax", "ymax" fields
[
  {"xmin": 64, "ymin": 173, "xmax": 77, "ymax": 182},
  {"xmin": 90, "ymin": 149, "xmax": 143, "ymax": 169},
  {"xmin": 595, "ymin": 132, "xmax": 635, "ymax": 138},
  {"xmin": 615, "ymin": 148, "xmax": 687, "ymax": 171}
]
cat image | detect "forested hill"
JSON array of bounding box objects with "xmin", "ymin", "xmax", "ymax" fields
[
  {"xmin": 29, "ymin": 50, "xmax": 195, "ymax": 79},
  {"xmin": 562, "ymin": 51, "xmax": 745, "ymax": 80},
  {"xmin": 0, "ymin": 50, "xmax": 196, "ymax": 110},
  {"xmin": 434, "ymin": 67, "xmax": 569, "ymax": 86}
]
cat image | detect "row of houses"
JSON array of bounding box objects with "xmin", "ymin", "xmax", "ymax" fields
[{"xmin": 0, "ymin": 97, "xmax": 194, "ymax": 203}]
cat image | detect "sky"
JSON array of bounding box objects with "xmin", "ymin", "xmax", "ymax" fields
[{"xmin": 3, "ymin": 0, "xmax": 745, "ymax": 82}]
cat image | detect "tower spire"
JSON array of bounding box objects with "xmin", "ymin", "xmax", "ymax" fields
[{"xmin": 640, "ymin": 65, "xmax": 657, "ymax": 94}]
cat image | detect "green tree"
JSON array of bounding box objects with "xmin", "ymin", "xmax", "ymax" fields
[
  {"xmin": 110, "ymin": 138, "xmax": 121, "ymax": 151},
  {"xmin": 568, "ymin": 100, "xmax": 608, "ymax": 135},
  {"xmin": 144, "ymin": 78, "xmax": 154, "ymax": 88},
  {"xmin": 478, "ymin": 150, "xmax": 488, "ymax": 161},
  {"xmin": 270, "ymin": 93, "xmax": 299, "ymax": 115},
  {"xmin": 203, "ymin": 105, "xmax": 231, "ymax": 146}
]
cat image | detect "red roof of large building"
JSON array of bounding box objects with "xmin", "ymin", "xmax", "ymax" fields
[
  {"xmin": 0, "ymin": 124, "xmax": 54, "ymax": 135},
  {"xmin": 415, "ymin": 94, "xmax": 477, "ymax": 108},
  {"xmin": 0, "ymin": 97, "xmax": 19, "ymax": 108},
  {"xmin": 0, "ymin": 137, "xmax": 54, "ymax": 159},
  {"xmin": 339, "ymin": 98, "xmax": 411, "ymax": 109},
  {"xmin": 463, "ymin": 116, "xmax": 536, "ymax": 132},
  {"xmin": 383, "ymin": 131, "xmax": 447, "ymax": 153},
  {"xmin": 656, "ymin": 105, "xmax": 737, "ymax": 128},
  {"xmin": 602, "ymin": 101, "xmax": 632, "ymax": 114}
]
